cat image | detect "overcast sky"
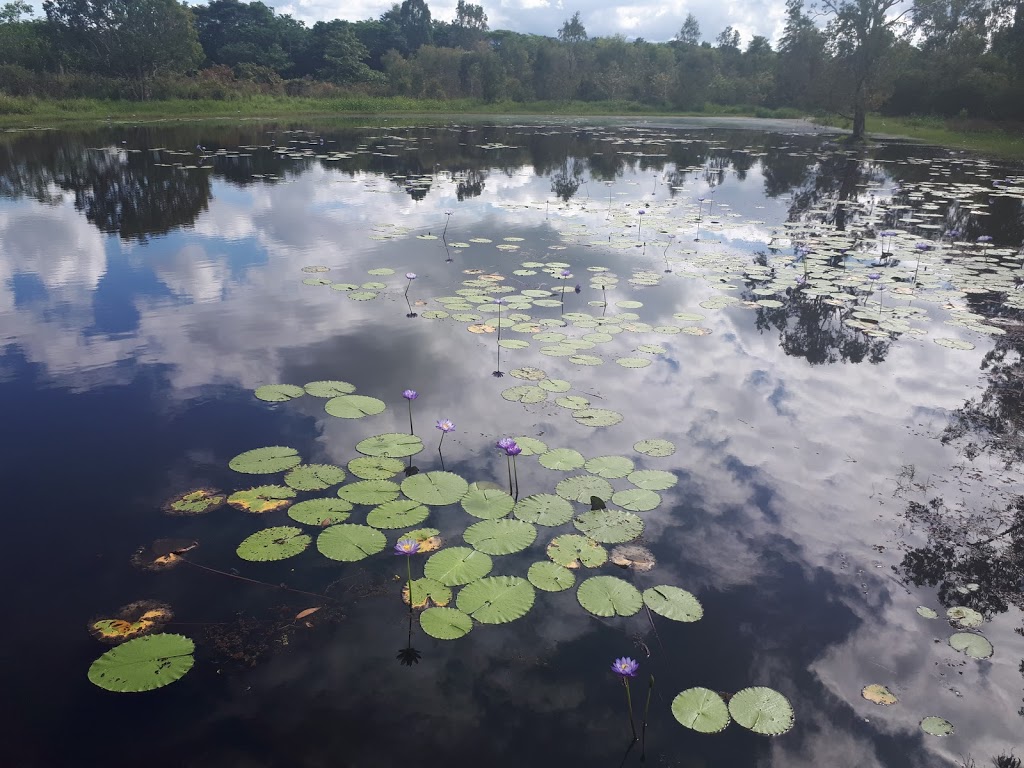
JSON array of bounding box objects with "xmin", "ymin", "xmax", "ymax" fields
[{"xmin": 274, "ymin": 0, "xmax": 791, "ymax": 47}]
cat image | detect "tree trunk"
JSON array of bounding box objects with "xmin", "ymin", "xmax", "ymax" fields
[{"xmin": 852, "ymin": 78, "xmax": 867, "ymax": 141}]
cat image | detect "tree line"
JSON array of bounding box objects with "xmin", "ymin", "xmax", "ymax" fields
[{"xmin": 1, "ymin": 0, "xmax": 1023, "ymax": 133}]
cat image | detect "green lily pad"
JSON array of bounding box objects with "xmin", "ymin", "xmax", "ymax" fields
[
  {"xmin": 254, "ymin": 384, "xmax": 305, "ymax": 402},
  {"xmin": 577, "ymin": 575, "xmax": 642, "ymax": 617},
  {"xmin": 539, "ymin": 379, "xmax": 571, "ymax": 393},
  {"xmin": 366, "ymin": 499, "xmax": 429, "ymax": 529},
  {"xmin": 227, "ymin": 485, "xmax": 296, "ymax": 513},
  {"xmin": 612, "ymin": 488, "xmax": 662, "ymax": 512},
  {"xmin": 556, "ymin": 475, "xmax": 614, "ymax": 504},
  {"xmin": 338, "ymin": 479, "xmax": 401, "ymax": 506},
  {"xmin": 573, "ymin": 509, "xmax": 644, "ymax": 543},
  {"xmin": 585, "ymin": 455, "xmax": 635, "ymax": 479},
  {"xmin": 527, "ymin": 561, "xmax": 576, "ymax": 592},
  {"xmin": 916, "ymin": 606, "xmax": 938, "ymax": 619},
  {"xmin": 634, "ymin": 439, "xmax": 676, "ymax": 457},
  {"xmin": 229, "ymin": 446, "xmax": 302, "ymax": 474},
  {"xmin": 947, "ymin": 606, "xmax": 984, "ymax": 628},
  {"xmin": 949, "ymin": 632, "xmax": 994, "ymax": 659},
  {"xmin": 573, "ymin": 408, "xmax": 623, "ymax": 427},
  {"xmin": 728, "ymin": 687, "xmax": 795, "ymax": 736},
  {"xmin": 464, "ymin": 519, "xmax": 537, "ymax": 555},
  {"xmin": 514, "ymin": 493, "xmax": 574, "ymax": 526},
  {"xmin": 862, "ymin": 684, "xmax": 898, "ymax": 705},
  {"xmin": 402, "ymin": 472, "xmax": 469, "ymax": 506},
  {"xmin": 671, "ymin": 688, "xmax": 731, "ymax": 733},
  {"xmin": 509, "ymin": 366, "xmax": 547, "ymax": 381},
  {"xmin": 164, "ymin": 488, "xmax": 225, "ymax": 515},
  {"xmin": 237, "ymin": 526, "xmax": 311, "ymax": 561},
  {"xmin": 643, "ymin": 586, "xmax": 703, "ymax": 622},
  {"xmin": 556, "ymin": 395, "xmax": 590, "ymax": 410},
  {"xmin": 423, "ymin": 546, "xmax": 493, "ymax": 586},
  {"xmin": 501, "ymin": 385, "xmax": 547, "ymax": 404},
  {"xmin": 356, "ymin": 433, "xmax": 424, "ymax": 458},
  {"xmin": 511, "ymin": 436, "xmax": 548, "ymax": 455},
  {"xmin": 627, "ymin": 469, "xmax": 677, "ymax": 491},
  {"xmin": 317, "ymin": 524, "xmax": 387, "ymax": 561},
  {"xmin": 920, "ymin": 716, "xmax": 955, "ymax": 736},
  {"xmin": 547, "ymin": 534, "xmax": 607, "ymax": 568},
  {"xmin": 933, "ymin": 337, "xmax": 975, "ymax": 350},
  {"xmin": 456, "ymin": 576, "xmax": 535, "ymax": 624},
  {"xmin": 616, "ymin": 357, "xmax": 652, "ymax": 369},
  {"xmin": 461, "ymin": 485, "xmax": 515, "ymax": 519},
  {"xmin": 539, "ymin": 448, "xmax": 586, "ymax": 471},
  {"xmin": 420, "ymin": 607, "xmax": 473, "ymax": 639},
  {"xmin": 324, "ymin": 395, "xmax": 386, "ymax": 419},
  {"xmin": 348, "ymin": 456, "xmax": 404, "ymax": 480},
  {"xmin": 303, "ymin": 380, "xmax": 356, "ymax": 397},
  {"xmin": 284, "ymin": 464, "xmax": 346, "ymax": 491},
  {"xmin": 88, "ymin": 634, "xmax": 195, "ymax": 693},
  {"xmin": 403, "ymin": 577, "xmax": 452, "ymax": 608},
  {"xmin": 288, "ymin": 497, "xmax": 353, "ymax": 526}
]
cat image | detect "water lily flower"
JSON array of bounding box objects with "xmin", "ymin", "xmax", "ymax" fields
[
  {"xmin": 612, "ymin": 657, "xmax": 639, "ymax": 677},
  {"xmin": 496, "ymin": 437, "xmax": 516, "ymax": 450},
  {"xmin": 436, "ymin": 419, "xmax": 455, "ymax": 433},
  {"xmin": 947, "ymin": 229, "xmax": 962, "ymax": 238},
  {"xmin": 406, "ymin": 272, "xmax": 417, "ymax": 280},
  {"xmin": 394, "ymin": 538, "xmax": 420, "ymax": 556},
  {"xmin": 505, "ymin": 443, "xmax": 522, "ymax": 457},
  {"xmin": 868, "ymin": 272, "xmax": 881, "ymax": 280},
  {"xmin": 402, "ymin": 390, "xmax": 418, "ymax": 400},
  {"xmin": 915, "ymin": 242, "xmax": 931, "ymax": 250},
  {"xmin": 977, "ymin": 235, "xmax": 993, "ymax": 242}
]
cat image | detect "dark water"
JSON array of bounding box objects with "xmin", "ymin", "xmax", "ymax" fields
[{"xmin": 2, "ymin": 118, "xmax": 1023, "ymax": 767}]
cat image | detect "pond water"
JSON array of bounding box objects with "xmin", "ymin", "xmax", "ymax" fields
[{"xmin": 2, "ymin": 118, "xmax": 1023, "ymax": 767}]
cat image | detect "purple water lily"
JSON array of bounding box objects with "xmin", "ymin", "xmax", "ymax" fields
[
  {"xmin": 403, "ymin": 390, "xmax": 418, "ymax": 400},
  {"xmin": 612, "ymin": 657, "xmax": 639, "ymax": 677},
  {"xmin": 496, "ymin": 437, "xmax": 516, "ymax": 451},
  {"xmin": 436, "ymin": 419, "xmax": 455, "ymax": 433},
  {"xmin": 394, "ymin": 538, "xmax": 420, "ymax": 556}
]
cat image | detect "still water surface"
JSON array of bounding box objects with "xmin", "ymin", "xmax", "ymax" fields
[{"xmin": 1, "ymin": 119, "xmax": 1022, "ymax": 767}]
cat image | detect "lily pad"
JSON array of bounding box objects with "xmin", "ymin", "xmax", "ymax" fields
[
  {"xmin": 573, "ymin": 509, "xmax": 644, "ymax": 543},
  {"xmin": 456, "ymin": 576, "xmax": 535, "ymax": 624},
  {"xmin": 920, "ymin": 716, "xmax": 955, "ymax": 736},
  {"xmin": 671, "ymin": 688, "xmax": 731, "ymax": 733},
  {"xmin": 555, "ymin": 395, "xmax": 590, "ymax": 410},
  {"xmin": 547, "ymin": 534, "xmax": 607, "ymax": 568},
  {"xmin": 366, "ymin": 499, "xmax": 429, "ymax": 529},
  {"xmin": 538, "ymin": 379, "xmax": 571, "ymax": 393},
  {"xmin": 464, "ymin": 519, "xmax": 537, "ymax": 555},
  {"xmin": 288, "ymin": 497, "xmax": 353, "ymax": 526},
  {"xmin": 237, "ymin": 526, "xmax": 311, "ymax": 561},
  {"xmin": 424, "ymin": 546, "xmax": 493, "ymax": 586},
  {"xmin": 317, "ymin": 524, "xmax": 387, "ymax": 561},
  {"xmin": 324, "ymin": 395, "xmax": 386, "ymax": 419},
  {"xmin": 303, "ymin": 380, "xmax": 356, "ymax": 397},
  {"xmin": 348, "ymin": 456, "xmax": 404, "ymax": 480},
  {"xmin": 88, "ymin": 634, "xmax": 195, "ymax": 693},
  {"xmin": 501, "ymin": 385, "xmax": 547, "ymax": 404},
  {"xmin": 402, "ymin": 472, "xmax": 470, "ymax": 506},
  {"xmin": 420, "ymin": 607, "xmax": 473, "ymax": 640},
  {"xmin": 947, "ymin": 606, "xmax": 984, "ymax": 628},
  {"xmin": 254, "ymin": 384, "xmax": 305, "ymax": 402},
  {"xmin": 572, "ymin": 408, "xmax": 623, "ymax": 427},
  {"xmin": 89, "ymin": 602, "xmax": 172, "ymax": 644},
  {"xmin": 509, "ymin": 366, "xmax": 547, "ymax": 381},
  {"xmin": 577, "ymin": 575, "xmax": 642, "ymax": 617},
  {"xmin": 861, "ymin": 684, "xmax": 898, "ymax": 705},
  {"xmin": 511, "ymin": 436, "xmax": 548, "ymax": 455},
  {"xmin": 610, "ymin": 544, "xmax": 656, "ymax": 571},
  {"xmin": 916, "ymin": 606, "xmax": 938, "ymax": 619},
  {"xmin": 527, "ymin": 561, "xmax": 576, "ymax": 592},
  {"xmin": 164, "ymin": 488, "xmax": 225, "ymax": 515},
  {"xmin": 461, "ymin": 485, "xmax": 515, "ymax": 519},
  {"xmin": 514, "ymin": 493, "xmax": 574, "ymax": 526},
  {"xmin": 403, "ymin": 577, "xmax": 452, "ymax": 608},
  {"xmin": 627, "ymin": 469, "xmax": 677, "ymax": 491},
  {"xmin": 338, "ymin": 479, "xmax": 401, "ymax": 506},
  {"xmin": 403, "ymin": 527, "xmax": 442, "ymax": 552},
  {"xmin": 229, "ymin": 446, "xmax": 302, "ymax": 474},
  {"xmin": 933, "ymin": 337, "xmax": 975, "ymax": 350},
  {"xmin": 539, "ymin": 448, "xmax": 586, "ymax": 471},
  {"xmin": 585, "ymin": 455, "xmax": 634, "ymax": 479},
  {"xmin": 356, "ymin": 433, "xmax": 424, "ymax": 458},
  {"xmin": 284, "ymin": 464, "xmax": 346, "ymax": 491},
  {"xmin": 634, "ymin": 439, "xmax": 676, "ymax": 457},
  {"xmin": 227, "ymin": 485, "xmax": 296, "ymax": 513},
  {"xmin": 556, "ymin": 475, "xmax": 614, "ymax": 504},
  {"xmin": 611, "ymin": 488, "xmax": 662, "ymax": 512},
  {"xmin": 949, "ymin": 632, "xmax": 994, "ymax": 659},
  {"xmin": 643, "ymin": 585, "xmax": 703, "ymax": 622},
  {"xmin": 728, "ymin": 687, "xmax": 795, "ymax": 736}
]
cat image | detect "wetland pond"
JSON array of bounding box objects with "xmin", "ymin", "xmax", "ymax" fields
[{"xmin": 1, "ymin": 118, "xmax": 1023, "ymax": 767}]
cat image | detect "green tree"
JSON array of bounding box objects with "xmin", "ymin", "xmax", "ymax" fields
[
  {"xmin": 557, "ymin": 10, "xmax": 587, "ymax": 43},
  {"xmin": 307, "ymin": 21, "xmax": 375, "ymax": 83},
  {"xmin": 715, "ymin": 24, "xmax": 740, "ymax": 49},
  {"xmin": 675, "ymin": 12, "xmax": 701, "ymax": 45},
  {"xmin": 192, "ymin": 0, "xmax": 306, "ymax": 75},
  {"xmin": 399, "ymin": 0, "xmax": 432, "ymax": 51},
  {"xmin": 450, "ymin": 0, "xmax": 487, "ymax": 49},
  {"xmin": 775, "ymin": 0, "xmax": 826, "ymax": 108}
]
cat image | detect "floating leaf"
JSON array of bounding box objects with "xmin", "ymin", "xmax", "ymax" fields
[
  {"xmin": 402, "ymin": 472, "xmax": 470, "ymax": 506},
  {"xmin": 324, "ymin": 395, "xmax": 386, "ymax": 419},
  {"xmin": 424, "ymin": 546, "xmax": 493, "ymax": 586},
  {"xmin": 920, "ymin": 716, "xmax": 955, "ymax": 736},
  {"xmin": 643, "ymin": 586, "xmax": 703, "ymax": 622},
  {"xmin": 366, "ymin": 499, "xmax": 429, "ymax": 529},
  {"xmin": 90, "ymin": 602, "xmax": 172, "ymax": 644},
  {"xmin": 556, "ymin": 475, "xmax": 614, "ymax": 504},
  {"xmin": 456, "ymin": 576, "xmax": 535, "ymax": 624},
  {"xmin": 229, "ymin": 446, "xmax": 302, "ymax": 474},
  {"xmin": 947, "ymin": 606, "xmax": 984, "ymax": 628},
  {"xmin": 509, "ymin": 366, "xmax": 547, "ymax": 381},
  {"xmin": 634, "ymin": 439, "xmax": 676, "ymax": 457},
  {"xmin": 317, "ymin": 524, "xmax": 387, "ymax": 561},
  {"xmin": 577, "ymin": 575, "xmax": 642, "ymax": 617},
  {"xmin": 514, "ymin": 493, "xmax": 574, "ymax": 526},
  {"xmin": 303, "ymin": 380, "xmax": 356, "ymax": 397},
  {"xmin": 933, "ymin": 337, "xmax": 975, "ymax": 350},
  {"xmin": 237, "ymin": 526, "xmax": 311, "ymax": 561},
  {"xmin": 227, "ymin": 485, "xmax": 296, "ymax": 513},
  {"xmin": 547, "ymin": 534, "xmax": 607, "ymax": 568},
  {"xmin": 284, "ymin": 464, "xmax": 346, "ymax": 491},
  {"xmin": 539, "ymin": 448, "xmax": 586, "ymax": 471},
  {"xmin": 356, "ymin": 433, "xmax": 424, "ymax": 458},
  {"xmin": 88, "ymin": 634, "xmax": 195, "ymax": 692},
  {"xmin": 861, "ymin": 684, "xmax": 898, "ymax": 705},
  {"xmin": 671, "ymin": 688, "xmax": 731, "ymax": 733},
  {"xmin": 585, "ymin": 456, "xmax": 635, "ymax": 479},
  {"xmin": 254, "ymin": 384, "xmax": 305, "ymax": 402},
  {"xmin": 528, "ymin": 561, "xmax": 576, "ymax": 592},
  {"xmin": 464, "ymin": 519, "xmax": 537, "ymax": 555},
  {"xmin": 555, "ymin": 395, "xmax": 590, "ymax": 410},
  {"xmin": 420, "ymin": 607, "xmax": 473, "ymax": 639},
  {"xmin": 616, "ymin": 357, "xmax": 651, "ymax": 369},
  {"xmin": 164, "ymin": 488, "xmax": 225, "ymax": 515},
  {"xmin": 337, "ymin": 479, "xmax": 400, "ymax": 506},
  {"xmin": 949, "ymin": 632, "xmax": 994, "ymax": 659},
  {"xmin": 288, "ymin": 498, "xmax": 352, "ymax": 525},
  {"xmin": 348, "ymin": 456, "xmax": 404, "ymax": 480},
  {"xmin": 916, "ymin": 606, "xmax": 938, "ymax": 619},
  {"xmin": 501, "ymin": 385, "xmax": 547, "ymax": 404},
  {"xmin": 572, "ymin": 408, "xmax": 623, "ymax": 427},
  {"xmin": 573, "ymin": 509, "xmax": 644, "ymax": 543},
  {"xmin": 462, "ymin": 484, "xmax": 515, "ymax": 519},
  {"xmin": 538, "ymin": 379, "xmax": 571, "ymax": 393},
  {"xmin": 403, "ymin": 577, "xmax": 452, "ymax": 608},
  {"xmin": 728, "ymin": 687, "xmax": 795, "ymax": 736},
  {"xmin": 627, "ymin": 469, "xmax": 677, "ymax": 491},
  {"xmin": 404, "ymin": 527, "xmax": 442, "ymax": 552},
  {"xmin": 610, "ymin": 544, "xmax": 656, "ymax": 571},
  {"xmin": 511, "ymin": 436, "xmax": 548, "ymax": 455},
  {"xmin": 612, "ymin": 488, "xmax": 662, "ymax": 512}
]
